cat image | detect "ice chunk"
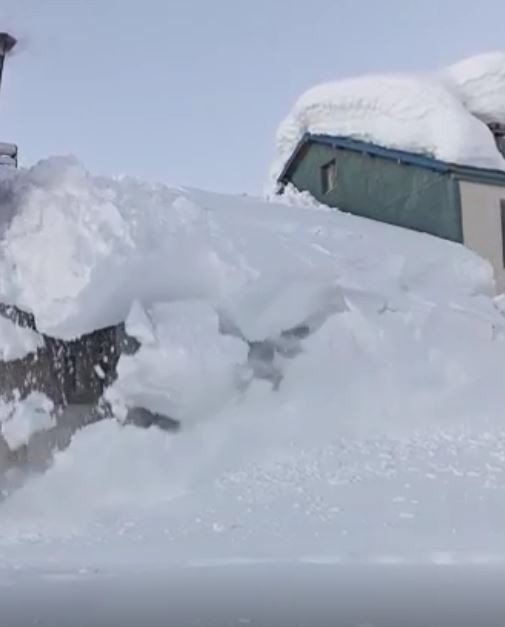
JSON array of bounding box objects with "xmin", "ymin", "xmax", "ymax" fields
[
  {"xmin": 125, "ymin": 300, "xmax": 156, "ymax": 346},
  {"xmin": 0, "ymin": 392, "xmax": 55, "ymax": 451}
]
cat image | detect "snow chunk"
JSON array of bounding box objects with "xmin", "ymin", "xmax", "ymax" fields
[
  {"xmin": 0, "ymin": 317, "xmax": 42, "ymax": 361},
  {"xmin": 0, "ymin": 392, "xmax": 55, "ymax": 451},
  {"xmin": 443, "ymin": 52, "xmax": 505, "ymax": 125},
  {"xmin": 1, "ymin": 161, "xmax": 505, "ymax": 553},
  {"xmin": 106, "ymin": 300, "xmax": 247, "ymax": 424},
  {"xmin": 125, "ymin": 300, "xmax": 156, "ymax": 346},
  {"xmin": 0, "ymin": 158, "xmax": 134, "ymax": 337},
  {"xmin": 221, "ymin": 274, "xmax": 347, "ymax": 341},
  {"xmin": 0, "ymin": 159, "xmax": 247, "ymax": 338}
]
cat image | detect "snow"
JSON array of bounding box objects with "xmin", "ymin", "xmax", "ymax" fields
[
  {"xmin": 269, "ymin": 53, "xmax": 505, "ymax": 190},
  {"xmin": 2, "ymin": 158, "xmax": 505, "ymax": 621},
  {"xmin": 0, "ymin": 392, "xmax": 54, "ymax": 452},
  {"xmin": 0, "ymin": 315, "xmax": 42, "ymax": 360},
  {"xmin": 443, "ymin": 52, "xmax": 505, "ymax": 125},
  {"xmin": 106, "ymin": 300, "xmax": 247, "ymax": 425},
  {"xmin": 0, "ymin": 158, "xmax": 251, "ymax": 338},
  {"xmin": 0, "ymin": 156, "xmax": 492, "ymax": 341}
]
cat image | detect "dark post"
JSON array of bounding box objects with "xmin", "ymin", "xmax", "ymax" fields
[{"xmin": 0, "ymin": 32, "xmax": 17, "ymax": 91}]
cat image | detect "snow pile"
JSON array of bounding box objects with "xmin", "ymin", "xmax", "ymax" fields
[
  {"xmin": 0, "ymin": 157, "xmax": 492, "ymax": 342},
  {"xmin": 0, "ymin": 160, "xmax": 502, "ymax": 529},
  {"xmin": 0, "ymin": 157, "xmax": 496, "ymax": 432},
  {"xmin": 270, "ymin": 52, "xmax": 505, "ymax": 188},
  {"xmin": 0, "ymin": 392, "xmax": 54, "ymax": 452},
  {"xmin": 106, "ymin": 300, "xmax": 247, "ymax": 425},
  {"xmin": 2, "ymin": 158, "xmax": 505, "ymax": 561},
  {"xmin": 0, "ymin": 158, "xmax": 249, "ymax": 338},
  {"xmin": 106, "ymin": 279, "xmax": 349, "ymax": 424}
]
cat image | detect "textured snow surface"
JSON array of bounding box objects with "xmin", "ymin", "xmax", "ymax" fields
[
  {"xmin": 1, "ymin": 159, "xmax": 505, "ymax": 582},
  {"xmin": 269, "ymin": 52, "xmax": 505, "ymax": 189},
  {"xmin": 106, "ymin": 300, "xmax": 247, "ymax": 424},
  {"xmin": 0, "ymin": 160, "xmax": 505, "ymax": 604},
  {"xmin": 0, "ymin": 157, "xmax": 492, "ymax": 340}
]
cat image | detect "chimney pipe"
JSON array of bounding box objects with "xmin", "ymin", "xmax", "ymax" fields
[{"xmin": 0, "ymin": 32, "xmax": 17, "ymax": 91}]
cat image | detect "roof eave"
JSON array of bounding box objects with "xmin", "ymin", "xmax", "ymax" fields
[{"xmin": 277, "ymin": 133, "xmax": 505, "ymax": 188}]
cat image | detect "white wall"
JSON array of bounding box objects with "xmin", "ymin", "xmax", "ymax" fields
[{"xmin": 459, "ymin": 180, "xmax": 505, "ymax": 293}]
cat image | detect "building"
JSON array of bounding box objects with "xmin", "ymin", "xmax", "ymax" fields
[{"xmin": 277, "ymin": 129, "xmax": 505, "ymax": 291}]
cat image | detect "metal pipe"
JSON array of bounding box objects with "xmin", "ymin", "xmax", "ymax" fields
[
  {"xmin": 0, "ymin": 32, "xmax": 17, "ymax": 92},
  {"xmin": 0, "ymin": 32, "xmax": 18, "ymax": 167}
]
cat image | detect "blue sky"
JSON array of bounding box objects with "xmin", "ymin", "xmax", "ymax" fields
[{"xmin": 1, "ymin": 0, "xmax": 505, "ymax": 193}]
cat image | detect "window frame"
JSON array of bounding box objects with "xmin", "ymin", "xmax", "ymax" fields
[{"xmin": 321, "ymin": 158, "xmax": 337, "ymax": 195}]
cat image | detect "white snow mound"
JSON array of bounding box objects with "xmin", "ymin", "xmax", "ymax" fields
[
  {"xmin": 0, "ymin": 157, "xmax": 492, "ymax": 341},
  {"xmin": 2, "ymin": 160, "xmax": 505, "ymax": 563}
]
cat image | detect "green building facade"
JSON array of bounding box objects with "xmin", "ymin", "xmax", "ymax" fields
[{"xmin": 277, "ymin": 134, "xmax": 505, "ymax": 246}]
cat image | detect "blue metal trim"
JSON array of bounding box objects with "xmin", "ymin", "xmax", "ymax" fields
[
  {"xmin": 278, "ymin": 132, "xmax": 505, "ymax": 187},
  {"xmin": 310, "ymin": 134, "xmax": 451, "ymax": 173}
]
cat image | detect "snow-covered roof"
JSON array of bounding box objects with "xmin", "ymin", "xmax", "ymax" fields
[
  {"xmin": 269, "ymin": 53, "xmax": 505, "ymax": 190},
  {"xmin": 442, "ymin": 52, "xmax": 505, "ymax": 125}
]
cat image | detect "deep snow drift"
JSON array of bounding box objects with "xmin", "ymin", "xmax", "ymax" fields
[
  {"xmin": 2, "ymin": 159, "xmax": 505, "ymax": 578},
  {"xmin": 269, "ymin": 52, "xmax": 505, "ymax": 189}
]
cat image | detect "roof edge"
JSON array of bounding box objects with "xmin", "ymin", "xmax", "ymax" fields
[{"xmin": 277, "ymin": 133, "xmax": 505, "ymax": 187}]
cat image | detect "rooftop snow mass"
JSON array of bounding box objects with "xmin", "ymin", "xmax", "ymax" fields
[{"xmin": 269, "ymin": 52, "xmax": 505, "ymax": 190}]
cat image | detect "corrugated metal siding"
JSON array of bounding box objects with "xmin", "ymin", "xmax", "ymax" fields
[{"xmin": 288, "ymin": 143, "xmax": 463, "ymax": 242}]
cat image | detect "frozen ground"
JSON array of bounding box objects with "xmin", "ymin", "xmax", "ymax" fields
[{"xmin": 2, "ymin": 160, "xmax": 505, "ymax": 623}]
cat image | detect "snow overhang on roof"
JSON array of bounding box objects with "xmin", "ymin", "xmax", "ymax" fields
[
  {"xmin": 269, "ymin": 53, "xmax": 505, "ymax": 194},
  {"xmin": 442, "ymin": 52, "xmax": 505, "ymax": 127},
  {"xmin": 278, "ymin": 133, "xmax": 505, "ymax": 189}
]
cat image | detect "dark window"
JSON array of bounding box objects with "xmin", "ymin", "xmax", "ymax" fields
[
  {"xmin": 321, "ymin": 159, "xmax": 337, "ymax": 194},
  {"xmin": 501, "ymin": 200, "xmax": 505, "ymax": 268},
  {"xmin": 497, "ymin": 136, "xmax": 505, "ymax": 158},
  {"xmin": 489, "ymin": 123, "xmax": 505, "ymax": 158}
]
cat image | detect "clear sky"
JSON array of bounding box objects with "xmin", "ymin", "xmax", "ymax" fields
[{"xmin": 1, "ymin": 0, "xmax": 505, "ymax": 194}]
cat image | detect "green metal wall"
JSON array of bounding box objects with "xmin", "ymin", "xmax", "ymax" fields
[{"xmin": 288, "ymin": 143, "xmax": 463, "ymax": 242}]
